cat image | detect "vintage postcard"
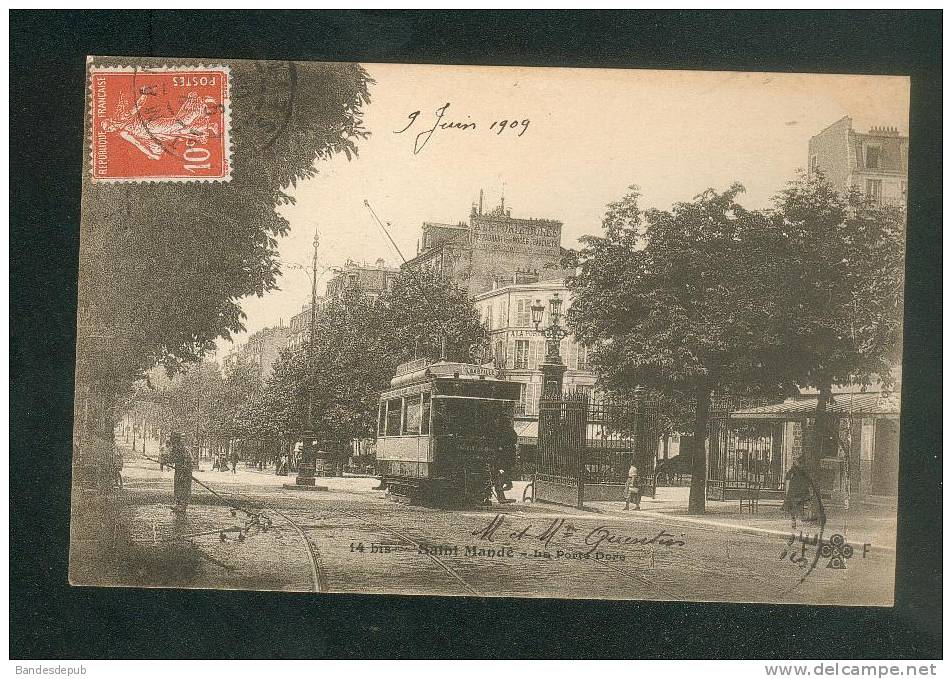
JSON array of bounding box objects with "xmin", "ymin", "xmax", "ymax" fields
[{"xmin": 70, "ymin": 57, "xmax": 908, "ymax": 605}]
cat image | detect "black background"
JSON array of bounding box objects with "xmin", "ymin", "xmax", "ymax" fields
[{"xmin": 10, "ymin": 10, "xmax": 942, "ymax": 659}]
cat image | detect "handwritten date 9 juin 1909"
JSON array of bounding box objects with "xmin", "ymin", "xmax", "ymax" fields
[{"xmin": 395, "ymin": 102, "xmax": 530, "ymax": 154}]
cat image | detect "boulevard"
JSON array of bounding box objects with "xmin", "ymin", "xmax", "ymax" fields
[{"xmin": 103, "ymin": 445, "xmax": 896, "ymax": 605}]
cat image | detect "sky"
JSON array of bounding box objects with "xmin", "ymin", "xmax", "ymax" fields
[{"xmin": 219, "ymin": 64, "xmax": 909, "ymax": 352}]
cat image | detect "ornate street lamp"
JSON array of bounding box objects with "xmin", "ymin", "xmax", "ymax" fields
[{"xmin": 531, "ymin": 293, "xmax": 570, "ymax": 399}]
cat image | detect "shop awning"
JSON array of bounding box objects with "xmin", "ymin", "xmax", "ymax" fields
[{"xmin": 731, "ymin": 393, "xmax": 900, "ymax": 420}]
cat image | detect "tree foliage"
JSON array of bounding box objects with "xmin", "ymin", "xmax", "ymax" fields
[
  {"xmin": 567, "ymin": 175, "xmax": 905, "ymax": 510},
  {"xmin": 77, "ymin": 59, "xmax": 372, "ymax": 400},
  {"xmin": 173, "ymin": 270, "xmax": 491, "ymax": 449},
  {"xmin": 767, "ymin": 172, "xmax": 906, "ymax": 464},
  {"xmin": 769, "ymin": 172, "xmax": 905, "ymax": 388},
  {"xmin": 569, "ymin": 185, "xmax": 789, "ymax": 513}
]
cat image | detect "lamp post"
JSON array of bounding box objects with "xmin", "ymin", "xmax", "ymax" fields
[{"xmin": 531, "ymin": 293, "xmax": 570, "ymax": 399}]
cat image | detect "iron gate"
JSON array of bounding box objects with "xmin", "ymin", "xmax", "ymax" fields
[{"xmin": 533, "ymin": 389, "xmax": 664, "ymax": 508}]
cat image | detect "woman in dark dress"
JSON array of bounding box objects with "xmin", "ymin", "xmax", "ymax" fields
[{"xmin": 783, "ymin": 456, "xmax": 812, "ymax": 529}]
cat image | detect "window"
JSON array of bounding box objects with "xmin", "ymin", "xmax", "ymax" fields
[
  {"xmin": 421, "ymin": 393, "xmax": 431, "ymax": 435},
  {"xmin": 528, "ymin": 340, "xmax": 544, "ymax": 369},
  {"xmin": 485, "ymin": 302, "xmax": 493, "ymax": 330},
  {"xmin": 385, "ymin": 398, "xmax": 402, "ymax": 436},
  {"xmin": 497, "ymin": 300, "xmax": 507, "ymax": 328},
  {"xmin": 865, "ymin": 145, "xmax": 882, "ymax": 170},
  {"xmin": 525, "ymin": 383, "xmax": 542, "ymax": 415},
  {"xmin": 494, "ymin": 340, "xmax": 506, "ymax": 368},
  {"xmin": 402, "ymin": 396, "xmax": 422, "ymax": 435},
  {"xmin": 866, "ymin": 179, "xmax": 883, "ymax": 205},
  {"xmin": 513, "ymin": 339, "xmax": 530, "ymax": 369},
  {"xmin": 516, "ymin": 299, "xmax": 532, "ymax": 326},
  {"xmin": 577, "ymin": 345, "xmax": 590, "ymax": 371}
]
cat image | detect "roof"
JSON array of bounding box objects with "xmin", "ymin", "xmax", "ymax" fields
[
  {"xmin": 731, "ymin": 393, "xmax": 900, "ymax": 420},
  {"xmin": 474, "ymin": 279, "xmax": 568, "ymax": 300}
]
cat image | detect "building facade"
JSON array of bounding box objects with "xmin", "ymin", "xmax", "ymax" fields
[
  {"xmin": 474, "ymin": 280, "xmax": 596, "ymax": 441},
  {"xmin": 286, "ymin": 302, "xmax": 321, "ymax": 353},
  {"xmin": 225, "ymin": 324, "xmax": 290, "ymax": 380},
  {"xmin": 326, "ymin": 258, "xmax": 401, "ymax": 303},
  {"xmin": 286, "ymin": 259, "xmax": 400, "ymax": 353},
  {"xmin": 808, "ymin": 116, "xmax": 908, "ymax": 207},
  {"xmin": 403, "ymin": 194, "xmax": 571, "ymax": 296}
]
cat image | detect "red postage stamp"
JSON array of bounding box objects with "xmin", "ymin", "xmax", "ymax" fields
[{"xmin": 89, "ymin": 65, "xmax": 231, "ymax": 182}]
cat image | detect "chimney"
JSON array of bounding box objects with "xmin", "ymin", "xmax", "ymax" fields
[{"xmin": 478, "ymin": 189, "xmax": 484, "ymax": 215}]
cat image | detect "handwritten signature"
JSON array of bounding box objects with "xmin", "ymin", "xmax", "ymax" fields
[
  {"xmin": 394, "ymin": 102, "xmax": 530, "ymax": 154},
  {"xmin": 471, "ymin": 514, "xmax": 686, "ymax": 556}
]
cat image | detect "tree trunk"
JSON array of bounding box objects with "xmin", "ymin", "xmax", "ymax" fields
[
  {"xmin": 809, "ymin": 380, "xmax": 833, "ymax": 472},
  {"xmin": 662, "ymin": 436, "xmax": 670, "ymax": 461},
  {"xmin": 688, "ymin": 379, "xmax": 714, "ymax": 514}
]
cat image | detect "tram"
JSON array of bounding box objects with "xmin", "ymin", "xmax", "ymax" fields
[{"xmin": 376, "ymin": 358, "xmax": 522, "ymax": 506}]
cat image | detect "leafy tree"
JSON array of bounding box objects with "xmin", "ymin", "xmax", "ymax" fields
[
  {"xmin": 254, "ymin": 272, "xmax": 488, "ymax": 448},
  {"xmin": 567, "ymin": 185, "xmax": 784, "ymax": 513},
  {"xmin": 380, "ymin": 269, "xmax": 488, "ymax": 364},
  {"xmin": 769, "ymin": 172, "xmax": 905, "ymax": 467},
  {"xmin": 77, "ymin": 59, "xmax": 372, "ymax": 431}
]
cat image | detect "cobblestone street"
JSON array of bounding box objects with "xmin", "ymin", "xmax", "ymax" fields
[{"xmin": 102, "ymin": 450, "xmax": 896, "ymax": 605}]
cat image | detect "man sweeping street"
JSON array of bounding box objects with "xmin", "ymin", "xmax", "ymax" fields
[{"xmin": 167, "ymin": 432, "xmax": 192, "ymax": 514}]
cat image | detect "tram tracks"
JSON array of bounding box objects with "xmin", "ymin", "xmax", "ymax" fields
[
  {"xmin": 121, "ymin": 475, "xmax": 757, "ymax": 600},
  {"xmin": 335, "ymin": 509, "xmax": 481, "ymax": 596}
]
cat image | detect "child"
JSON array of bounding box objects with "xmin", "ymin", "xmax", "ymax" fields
[{"xmin": 624, "ymin": 464, "xmax": 641, "ymax": 510}]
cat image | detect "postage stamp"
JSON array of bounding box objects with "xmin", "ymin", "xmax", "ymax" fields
[{"xmin": 89, "ymin": 65, "xmax": 231, "ymax": 182}]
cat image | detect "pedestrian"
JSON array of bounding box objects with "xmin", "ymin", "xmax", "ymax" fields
[
  {"xmin": 783, "ymin": 456, "xmax": 813, "ymax": 529},
  {"xmin": 230, "ymin": 450, "xmax": 238, "ymax": 474},
  {"xmin": 167, "ymin": 432, "xmax": 192, "ymax": 514},
  {"xmin": 488, "ymin": 411, "xmax": 518, "ymax": 505},
  {"xmin": 158, "ymin": 437, "xmax": 167, "ymax": 472},
  {"xmin": 492, "ymin": 466, "xmax": 515, "ymax": 504},
  {"xmin": 624, "ymin": 463, "xmax": 641, "ymax": 510}
]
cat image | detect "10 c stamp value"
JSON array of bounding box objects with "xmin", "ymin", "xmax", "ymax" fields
[{"xmin": 89, "ymin": 65, "xmax": 231, "ymax": 182}]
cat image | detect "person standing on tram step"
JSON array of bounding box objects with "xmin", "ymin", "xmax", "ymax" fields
[
  {"xmin": 783, "ymin": 455, "xmax": 813, "ymax": 529},
  {"xmin": 491, "ymin": 412, "xmax": 518, "ymax": 504},
  {"xmin": 624, "ymin": 463, "xmax": 641, "ymax": 510},
  {"xmin": 167, "ymin": 432, "xmax": 192, "ymax": 514}
]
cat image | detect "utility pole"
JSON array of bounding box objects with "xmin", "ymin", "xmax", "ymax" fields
[
  {"xmin": 307, "ymin": 229, "xmax": 320, "ymax": 430},
  {"xmin": 295, "ymin": 228, "xmax": 320, "ymax": 487}
]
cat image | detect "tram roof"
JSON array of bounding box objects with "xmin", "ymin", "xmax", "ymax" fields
[{"xmin": 388, "ymin": 359, "xmax": 502, "ymax": 389}]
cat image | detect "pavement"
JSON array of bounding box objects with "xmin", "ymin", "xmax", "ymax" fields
[
  {"xmin": 585, "ymin": 486, "xmax": 898, "ymax": 553},
  {"xmin": 120, "ymin": 443, "xmax": 897, "ymax": 552},
  {"xmin": 69, "ymin": 440, "xmax": 896, "ymax": 604}
]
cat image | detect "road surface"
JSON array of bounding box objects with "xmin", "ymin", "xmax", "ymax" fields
[{"xmin": 111, "ymin": 455, "xmax": 895, "ymax": 606}]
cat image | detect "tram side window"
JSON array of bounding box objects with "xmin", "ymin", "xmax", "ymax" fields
[
  {"xmin": 421, "ymin": 393, "xmax": 431, "ymax": 435},
  {"xmin": 385, "ymin": 398, "xmax": 402, "ymax": 436},
  {"xmin": 403, "ymin": 395, "xmax": 422, "ymax": 435}
]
